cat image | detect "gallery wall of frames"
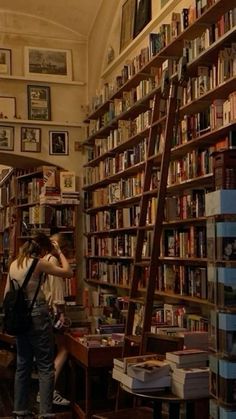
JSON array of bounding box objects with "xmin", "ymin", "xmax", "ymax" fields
[{"xmin": 0, "ymin": 45, "xmax": 85, "ymax": 157}]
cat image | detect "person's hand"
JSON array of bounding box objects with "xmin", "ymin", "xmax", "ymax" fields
[{"xmin": 51, "ymin": 240, "xmax": 61, "ymax": 255}]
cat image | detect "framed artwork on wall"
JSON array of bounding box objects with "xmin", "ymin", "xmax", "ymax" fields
[
  {"xmin": 120, "ymin": 0, "xmax": 136, "ymax": 52},
  {"xmin": 21, "ymin": 127, "xmax": 41, "ymax": 152},
  {"xmin": 0, "ymin": 49, "xmax": 12, "ymax": 76},
  {"xmin": 0, "ymin": 126, "xmax": 14, "ymax": 150},
  {"xmin": 0, "ymin": 96, "xmax": 16, "ymax": 119},
  {"xmin": 49, "ymin": 131, "xmax": 69, "ymax": 155},
  {"xmin": 133, "ymin": 0, "xmax": 151, "ymax": 38},
  {"xmin": 24, "ymin": 46, "xmax": 72, "ymax": 81},
  {"xmin": 27, "ymin": 85, "xmax": 51, "ymax": 121}
]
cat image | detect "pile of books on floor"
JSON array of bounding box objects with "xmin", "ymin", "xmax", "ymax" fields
[
  {"xmin": 112, "ymin": 354, "xmax": 171, "ymax": 391},
  {"xmin": 165, "ymin": 349, "xmax": 209, "ymax": 398}
]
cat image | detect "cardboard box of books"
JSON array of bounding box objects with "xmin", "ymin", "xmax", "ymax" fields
[
  {"xmin": 218, "ymin": 312, "xmax": 236, "ymax": 359},
  {"xmin": 219, "ymin": 358, "xmax": 236, "ymax": 404},
  {"xmin": 219, "ymin": 405, "xmax": 236, "ymax": 419},
  {"xmin": 218, "ymin": 267, "xmax": 236, "ymax": 308},
  {"xmin": 205, "ymin": 190, "xmax": 236, "ymax": 216}
]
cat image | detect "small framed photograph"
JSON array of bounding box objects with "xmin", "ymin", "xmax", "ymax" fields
[
  {"xmin": 0, "ymin": 96, "xmax": 16, "ymax": 119},
  {"xmin": 49, "ymin": 131, "xmax": 69, "ymax": 155},
  {"xmin": 0, "ymin": 126, "xmax": 14, "ymax": 150},
  {"xmin": 27, "ymin": 85, "xmax": 51, "ymax": 121},
  {"xmin": 0, "ymin": 49, "xmax": 12, "ymax": 76},
  {"xmin": 24, "ymin": 46, "xmax": 72, "ymax": 81},
  {"xmin": 133, "ymin": 0, "xmax": 152, "ymax": 38},
  {"xmin": 21, "ymin": 127, "xmax": 41, "ymax": 152},
  {"xmin": 120, "ymin": 0, "xmax": 136, "ymax": 52}
]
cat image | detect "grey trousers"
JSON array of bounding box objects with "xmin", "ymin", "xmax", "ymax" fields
[{"xmin": 13, "ymin": 305, "xmax": 55, "ymax": 418}]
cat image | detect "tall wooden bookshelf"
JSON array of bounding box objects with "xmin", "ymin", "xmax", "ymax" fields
[
  {"xmin": 0, "ymin": 165, "xmax": 80, "ymax": 307},
  {"xmin": 83, "ymin": 0, "xmax": 236, "ymax": 413}
]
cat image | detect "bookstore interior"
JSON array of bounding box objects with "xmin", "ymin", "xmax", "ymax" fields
[{"xmin": 1, "ymin": 0, "xmax": 236, "ymax": 417}]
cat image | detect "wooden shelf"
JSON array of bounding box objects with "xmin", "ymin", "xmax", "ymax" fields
[{"xmin": 0, "ymin": 74, "xmax": 85, "ymax": 86}]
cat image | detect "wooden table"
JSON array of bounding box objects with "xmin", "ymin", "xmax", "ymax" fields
[
  {"xmin": 120, "ymin": 384, "xmax": 209, "ymax": 419},
  {"xmin": 65, "ymin": 333, "xmax": 123, "ymax": 419}
]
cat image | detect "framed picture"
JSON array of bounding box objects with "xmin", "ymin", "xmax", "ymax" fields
[
  {"xmin": 0, "ymin": 96, "xmax": 16, "ymax": 119},
  {"xmin": 133, "ymin": 0, "xmax": 152, "ymax": 38},
  {"xmin": 49, "ymin": 131, "xmax": 69, "ymax": 155},
  {"xmin": 21, "ymin": 127, "xmax": 41, "ymax": 152},
  {"xmin": 0, "ymin": 49, "xmax": 12, "ymax": 76},
  {"xmin": 0, "ymin": 126, "xmax": 14, "ymax": 150},
  {"xmin": 24, "ymin": 46, "xmax": 72, "ymax": 81},
  {"xmin": 120, "ymin": 0, "xmax": 136, "ymax": 52},
  {"xmin": 27, "ymin": 85, "xmax": 51, "ymax": 121},
  {"xmin": 60, "ymin": 171, "xmax": 76, "ymax": 192}
]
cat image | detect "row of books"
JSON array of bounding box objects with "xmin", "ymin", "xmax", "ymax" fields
[
  {"xmin": 85, "ymin": 188, "xmax": 206, "ymax": 233},
  {"xmin": 86, "ymin": 234, "xmax": 137, "ymax": 258},
  {"xmin": 86, "ymin": 259, "xmax": 132, "ymax": 286},
  {"xmin": 89, "ymin": 4, "xmax": 234, "ymax": 118},
  {"xmin": 164, "ymin": 226, "xmax": 206, "ymax": 258},
  {"xmin": 88, "ymin": 95, "xmax": 235, "ymax": 164}
]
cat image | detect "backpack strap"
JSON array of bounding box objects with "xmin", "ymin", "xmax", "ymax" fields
[
  {"xmin": 21, "ymin": 258, "xmax": 41, "ymax": 312},
  {"xmin": 21, "ymin": 257, "xmax": 39, "ymax": 290}
]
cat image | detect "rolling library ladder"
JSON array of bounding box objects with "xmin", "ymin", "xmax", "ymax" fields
[{"xmin": 123, "ymin": 56, "xmax": 188, "ymax": 357}]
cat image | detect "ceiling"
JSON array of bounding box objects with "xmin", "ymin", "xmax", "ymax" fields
[{"xmin": 0, "ymin": 0, "xmax": 104, "ymax": 39}]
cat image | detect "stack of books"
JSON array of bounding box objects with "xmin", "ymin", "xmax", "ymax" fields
[
  {"xmin": 171, "ymin": 366, "xmax": 210, "ymax": 398},
  {"xmin": 112, "ymin": 354, "xmax": 171, "ymax": 391},
  {"xmin": 61, "ymin": 191, "xmax": 80, "ymax": 204},
  {"xmin": 165, "ymin": 349, "xmax": 209, "ymax": 370}
]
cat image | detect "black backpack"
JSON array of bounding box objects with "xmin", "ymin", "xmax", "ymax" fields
[{"xmin": 3, "ymin": 258, "xmax": 40, "ymax": 336}]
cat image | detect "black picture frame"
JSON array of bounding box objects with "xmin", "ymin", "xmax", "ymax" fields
[
  {"xmin": 120, "ymin": 0, "xmax": 136, "ymax": 52},
  {"xmin": 27, "ymin": 85, "xmax": 51, "ymax": 121},
  {"xmin": 133, "ymin": 0, "xmax": 151, "ymax": 38},
  {"xmin": 49, "ymin": 130, "xmax": 69, "ymax": 155}
]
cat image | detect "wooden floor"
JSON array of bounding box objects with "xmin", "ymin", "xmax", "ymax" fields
[{"xmin": 0, "ymin": 365, "xmax": 72, "ymax": 419}]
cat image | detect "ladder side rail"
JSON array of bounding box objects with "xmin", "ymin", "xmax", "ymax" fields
[{"xmin": 140, "ymin": 82, "xmax": 181, "ymax": 353}]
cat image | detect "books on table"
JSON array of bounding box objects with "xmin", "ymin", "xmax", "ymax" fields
[
  {"xmin": 112, "ymin": 367, "xmax": 171, "ymax": 391},
  {"xmin": 127, "ymin": 359, "xmax": 171, "ymax": 382},
  {"xmin": 113, "ymin": 354, "xmax": 171, "ymax": 391},
  {"xmin": 165, "ymin": 349, "xmax": 209, "ymax": 367},
  {"xmin": 171, "ymin": 366, "xmax": 210, "ymax": 398}
]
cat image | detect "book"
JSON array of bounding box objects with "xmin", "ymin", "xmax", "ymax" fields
[
  {"xmin": 171, "ymin": 380, "xmax": 209, "ymax": 398},
  {"xmin": 112, "ymin": 367, "xmax": 171, "ymax": 390},
  {"xmin": 172, "ymin": 367, "xmax": 209, "ymax": 384},
  {"xmin": 165, "ymin": 349, "xmax": 209, "ymax": 366},
  {"xmin": 127, "ymin": 359, "xmax": 171, "ymax": 382},
  {"xmin": 113, "ymin": 354, "xmax": 160, "ymax": 374}
]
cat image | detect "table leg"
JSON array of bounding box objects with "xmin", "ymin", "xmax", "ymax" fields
[
  {"xmin": 168, "ymin": 401, "xmax": 180, "ymax": 419},
  {"xmin": 153, "ymin": 400, "xmax": 162, "ymax": 419}
]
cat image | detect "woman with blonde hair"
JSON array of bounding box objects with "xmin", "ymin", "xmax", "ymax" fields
[{"xmin": 4, "ymin": 233, "xmax": 73, "ymax": 419}]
